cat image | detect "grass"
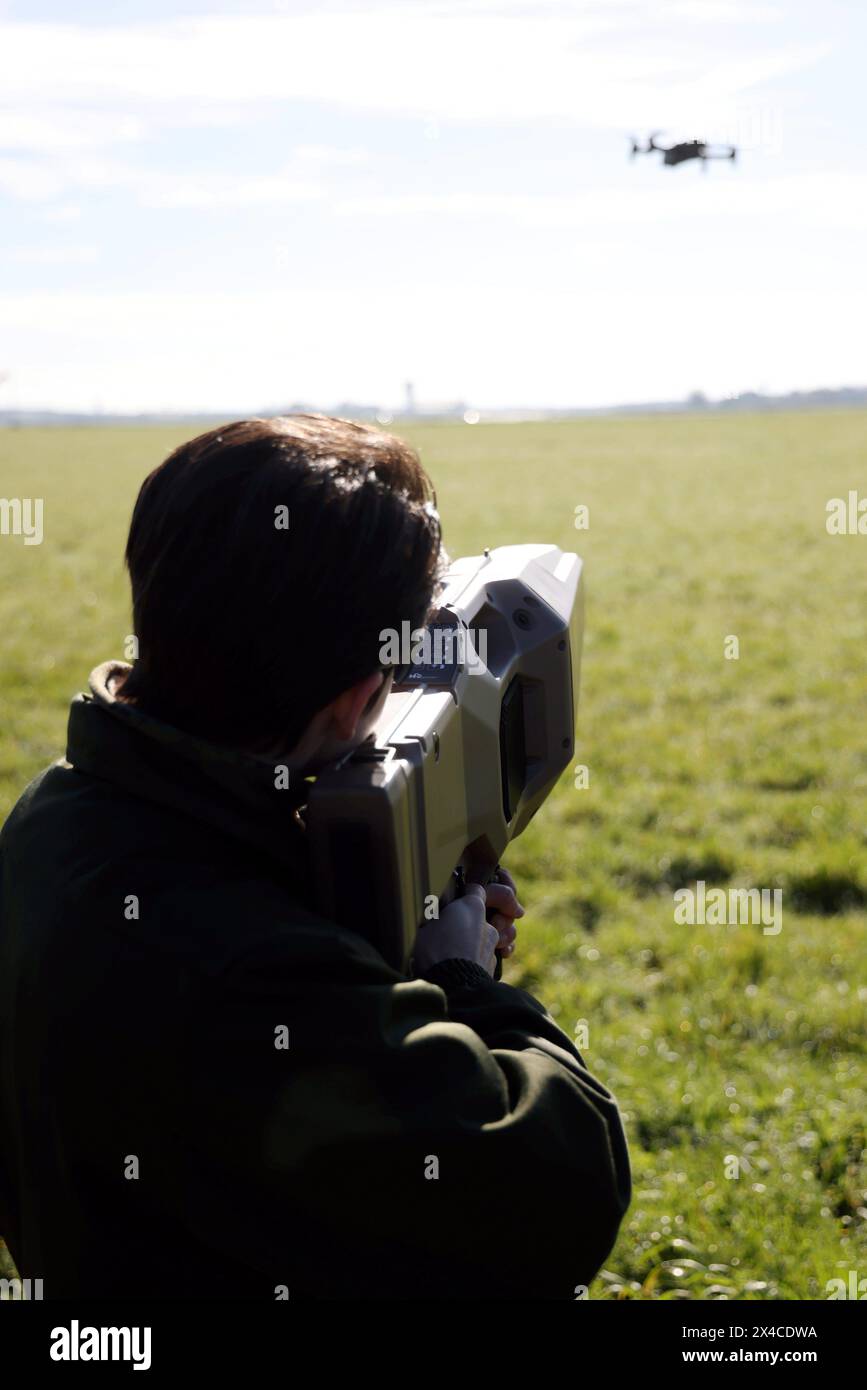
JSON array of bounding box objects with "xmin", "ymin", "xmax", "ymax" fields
[{"xmin": 1, "ymin": 412, "xmax": 866, "ymax": 1299}]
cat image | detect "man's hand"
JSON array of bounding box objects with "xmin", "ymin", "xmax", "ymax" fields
[
  {"xmin": 484, "ymin": 867, "xmax": 524, "ymax": 961},
  {"xmin": 412, "ymin": 874, "xmax": 526, "ymax": 978}
]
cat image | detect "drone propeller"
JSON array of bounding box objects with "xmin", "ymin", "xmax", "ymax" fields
[{"xmin": 629, "ymin": 130, "xmax": 664, "ymax": 157}]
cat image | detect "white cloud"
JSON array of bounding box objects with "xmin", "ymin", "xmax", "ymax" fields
[
  {"xmin": 0, "ymin": 109, "xmax": 148, "ymax": 154},
  {"xmin": 0, "ymin": 153, "xmax": 323, "ymax": 207},
  {"xmin": 1, "ymin": 276, "xmax": 864, "ymax": 414},
  {"xmin": 293, "ymin": 144, "xmax": 370, "ymax": 167},
  {"xmin": 7, "ymin": 244, "xmax": 99, "ymax": 265},
  {"xmin": 0, "ymin": 7, "xmax": 823, "ymax": 130},
  {"xmin": 660, "ymin": 1, "xmax": 782, "ymax": 21},
  {"xmin": 42, "ymin": 204, "xmax": 83, "ymax": 224},
  {"xmin": 337, "ymin": 171, "xmax": 867, "ymax": 233},
  {"xmin": 0, "ymin": 102, "xmax": 261, "ymax": 156},
  {"xmin": 121, "ymin": 168, "xmax": 322, "ymax": 210}
]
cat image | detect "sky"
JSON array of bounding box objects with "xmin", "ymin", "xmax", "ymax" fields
[{"xmin": 1, "ymin": 0, "xmax": 866, "ymax": 414}]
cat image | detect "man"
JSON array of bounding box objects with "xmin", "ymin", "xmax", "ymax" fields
[{"xmin": 0, "ymin": 414, "xmax": 629, "ymax": 1299}]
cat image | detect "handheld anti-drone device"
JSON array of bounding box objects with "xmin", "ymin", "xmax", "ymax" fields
[{"xmin": 307, "ymin": 544, "xmax": 584, "ymax": 972}]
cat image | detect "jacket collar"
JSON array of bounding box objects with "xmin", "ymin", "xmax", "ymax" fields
[{"xmin": 66, "ymin": 661, "xmax": 312, "ymax": 879}]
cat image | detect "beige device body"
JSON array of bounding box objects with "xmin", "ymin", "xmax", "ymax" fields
[{"xmin": 306, "ymin": 543, "xmax": 584, "ymax": 970}]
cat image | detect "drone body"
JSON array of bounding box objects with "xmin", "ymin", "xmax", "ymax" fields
[{"xmin": 631, "ymin": 133, "xmax": 737, "ymax": 168}]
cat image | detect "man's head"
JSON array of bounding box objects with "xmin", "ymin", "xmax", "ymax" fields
[{"xmin": 120, "ymin": 414, "xmax": 442, "ymax": 760}]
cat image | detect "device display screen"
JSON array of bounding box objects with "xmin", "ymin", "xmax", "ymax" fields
[{"xmin": 392, "ymin": 620, "xmax": 464, "ymax": 689}]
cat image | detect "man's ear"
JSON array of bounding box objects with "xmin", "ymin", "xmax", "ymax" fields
[{"xmin": 328, "ymin": 672, "xmax": 385, "ymax": 742}]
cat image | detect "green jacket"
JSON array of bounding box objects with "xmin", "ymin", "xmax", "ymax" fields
[{"xmin": 0, "ymin": 662, "xmax": 630, "ymax": 1299}]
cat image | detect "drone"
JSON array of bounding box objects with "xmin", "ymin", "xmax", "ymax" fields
[{"xmin": 630, "ymin": 132, "xmax": 737, "ymax": 168}]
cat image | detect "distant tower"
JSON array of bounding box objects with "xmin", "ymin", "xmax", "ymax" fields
[{"xmin": 404, "ymin": 380, "xmax": 416, "ymax": 416}]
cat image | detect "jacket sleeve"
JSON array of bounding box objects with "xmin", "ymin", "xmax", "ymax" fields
[{"xmin": 169, "ymin": 919, "xmax": 631, "ymax": 1300}]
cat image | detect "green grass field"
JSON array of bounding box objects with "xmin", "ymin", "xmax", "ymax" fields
[{"xmin": 1, "ymin": 413, "xmax": 866, "ymax": 1299}]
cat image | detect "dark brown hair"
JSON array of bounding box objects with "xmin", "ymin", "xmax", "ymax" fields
[{"xmin": 121, "ymin": 414, "xmax": 441, "ymax": 748}]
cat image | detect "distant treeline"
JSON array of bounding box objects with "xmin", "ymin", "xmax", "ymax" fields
[{"xmin": 3, "ymin": 385, "xmax": 867, "ymax": 427}]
